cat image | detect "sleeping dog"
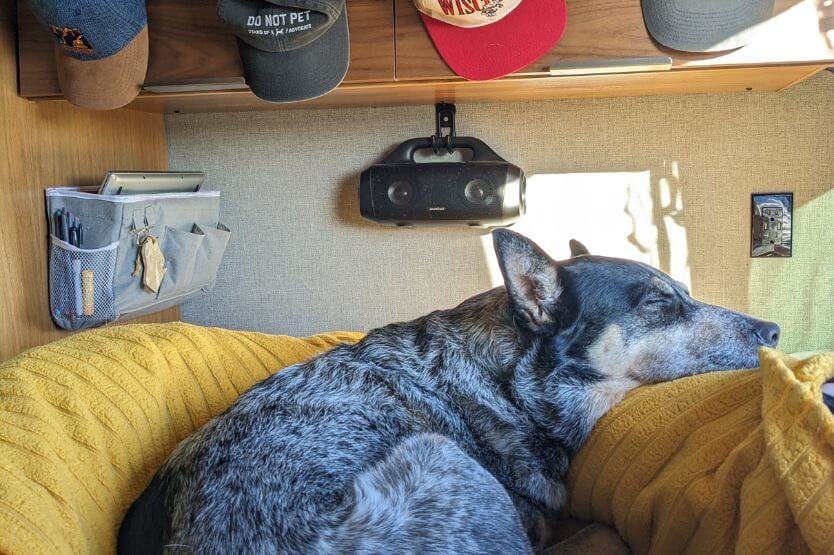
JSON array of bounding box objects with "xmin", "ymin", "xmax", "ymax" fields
[{"xmin": 119, "ymin": 229, "xmax": 780, "ymax": 554}]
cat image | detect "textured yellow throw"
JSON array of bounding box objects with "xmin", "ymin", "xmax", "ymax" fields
[
  {"xmin": 0, "ymin": 324, "xmax": 832, "ymax": 554},
  {"xmin": 0, "ymin": 323, "xmax": 363, "ymax": 554},
  {"xmin": 568, "ymin": 348, "xmax": 834, "ymax": 554}
]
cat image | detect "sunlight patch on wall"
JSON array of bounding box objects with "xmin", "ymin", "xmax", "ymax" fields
[
  {"xmin": 748, "ymin": 189, "xmax": 834, "ymax": 353},
  {"xmin": 480, "ymin": 171, "xmax": 691, "ymax": 289}
]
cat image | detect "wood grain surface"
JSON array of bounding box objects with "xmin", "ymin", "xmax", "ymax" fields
[
  {"xmin": 1, "ymin": 1, "xmax": 177, "ymax": 362},
  {"xmin": 18, "ymin": 0, "xmax": 395, "ymax": 98},
  {"xmin": 394, "ymin": 0, "xmax": 834, "ymax": 80},
  {"xmin": 122, "ymin": 64, "xmax": 826, "ymax": 113}
]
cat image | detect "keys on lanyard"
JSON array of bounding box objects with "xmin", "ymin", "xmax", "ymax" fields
[{"xmin": 131, "ymin": 222, "xmax": 166, "ymax": 294}]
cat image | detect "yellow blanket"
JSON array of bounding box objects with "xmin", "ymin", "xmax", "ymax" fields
[
  {"xmin": 0, "ymin": 324, "xmax": 831, "ymax": 554},
  {"xmin": 568, "ymin": 348, "xmax": 834, "ymax": 554},
  {"xmin": 0, "ymin": 323, "xmax": 363, "ymax": 554}
]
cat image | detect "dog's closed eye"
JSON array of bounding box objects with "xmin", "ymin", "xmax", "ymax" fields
[
  {"xmin": 638, "ymin": 282, "xmax": 684, "ymax": 314},
  {"xmin": 638, "ymin": 294, "xmax": 681, "ymax": 314},
  {"xmin": 641, "ymin": 296, "xmax": 672, "ymax": 307},
  {"xmin": 640, "ymin": 278, "xmax": 689, "ymax": 308}
]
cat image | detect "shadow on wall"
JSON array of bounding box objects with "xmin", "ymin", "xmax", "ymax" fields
[
  {"xmin": 817, "ymin": 0, "xmax": 834, "ymax": 48},
  {"xmin": 479, "ymin": 166, "xmax": 831, "ymax": 354},
  {"xmin": 168, "ymin": 73, "xmax": 834, "ymax": 340},
  {"xmin": 478, "ymin": 168, "xmax": 692, "ymax": 289},
  {"xmin": 336, "ymin": 169, "xmax": 366, "ymax": 229}
]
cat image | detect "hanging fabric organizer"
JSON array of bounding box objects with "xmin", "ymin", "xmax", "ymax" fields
[{"xmin": 45, "ymin": 188, "xmax": 230, "ymax": 330}]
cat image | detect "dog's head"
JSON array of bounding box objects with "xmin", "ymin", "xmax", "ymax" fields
[{"xmin": 493, "ymin": 229, "xmax": 779, "ymax": 383}]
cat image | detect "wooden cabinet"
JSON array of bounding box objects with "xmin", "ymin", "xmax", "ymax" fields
[
  {"xmin": 394, "ymin": 0, "xmax": 834, "ymax": 78},
  {"xmin": 1, "ymin": 1, "xmax": 177, "ymax": 359},
  {"xmin": 16, "ymin": 0, "xmax": 834, "ymax": 113},
  {"xmin": 17, "ymin": 0, "xmax": 395, "ymax": 98}
]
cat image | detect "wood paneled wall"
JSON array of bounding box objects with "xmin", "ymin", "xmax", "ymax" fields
[{"xmin": 0, "ymin": 1, "xmax": 177, "ymax": 361}]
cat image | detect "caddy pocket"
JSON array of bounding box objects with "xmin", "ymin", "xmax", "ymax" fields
[
  {"xmin": 190, "ymin": 223, "xmax": 231, "ymax": 292},
  {"xmin": 157, "ymin": 226, "xmax": 205, "ymax": 299},
  {"xmin": 49, "ymin": 236, "xmax": 118, "ymax": 330},
  {"xmin": 46, "ymin": 187, "xmax": 227, "ymax": 329}
]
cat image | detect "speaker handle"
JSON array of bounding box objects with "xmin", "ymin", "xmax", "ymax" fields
[{"xmin": 382, "ymin": 137, "xmax": 505, "ymax": 164}]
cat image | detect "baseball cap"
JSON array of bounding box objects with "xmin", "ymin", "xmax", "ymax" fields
[
  {"xmin": 217, "ymin": 0, "xmax": 349, "ymax": 103},
  {"xmin": 641, "ymin": 0, "xmax": 775, "ymax": 53},
  {"xmin": 27, "ymin": 0, "xmax": 149, "ymax": 110},
  {"xmin": 413, "ymin": 0, "xmax": 567, "ymax": 81}
]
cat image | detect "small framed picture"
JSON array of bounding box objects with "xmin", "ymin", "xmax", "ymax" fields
[{"xmin": 751, "ymin": 193, "xmax": 793, "ymax": 258}]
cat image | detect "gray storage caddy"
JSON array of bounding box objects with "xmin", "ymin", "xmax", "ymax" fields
[{"xmin": 46, "ymin": 188, "xmax": 230, "ymax": 330}]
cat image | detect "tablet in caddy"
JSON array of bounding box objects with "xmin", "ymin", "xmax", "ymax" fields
[{"xmin": 97, "ymin": 171, "xmax": 205, "ymax": 195}]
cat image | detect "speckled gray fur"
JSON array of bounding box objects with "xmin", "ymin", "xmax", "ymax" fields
[{"xmin": 119, "ymin": 230, "xmax": 779, "ymax": 554}]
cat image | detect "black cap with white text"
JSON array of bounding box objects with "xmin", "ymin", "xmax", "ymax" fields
[{"xmin": 217, "ymin": 0, "xmax": 349, "ymax": 103}]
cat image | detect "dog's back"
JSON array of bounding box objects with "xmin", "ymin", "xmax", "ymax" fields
[
  {"xmin": 120, "ymin": 342, "xmax": 415, "ymax": 552},
  {"xmin": 119, "ymin": 309, "xmax": 545, "ymax": 553}
]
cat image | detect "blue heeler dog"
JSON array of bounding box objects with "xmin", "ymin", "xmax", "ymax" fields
[{"xmin": 119, "ymin": 229, "xmax": 780, "ymax": 554}]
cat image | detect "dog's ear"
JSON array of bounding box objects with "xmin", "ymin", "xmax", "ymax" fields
[
  {"xmin": 569, "ymin": 239, "xmax": 590, "ymax": 257},
  {"xmin": 493, "ymin": 229, "xmax": 562, "ymax": 331}
]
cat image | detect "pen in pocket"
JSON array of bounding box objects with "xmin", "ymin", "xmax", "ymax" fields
[{"xmin": 55, "ymin": 209, "xmax": 84, "ymax": 248}]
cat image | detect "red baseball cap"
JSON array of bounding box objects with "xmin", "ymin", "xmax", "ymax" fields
[{"xmin": 414, "ymin": 0, "xmax": 567, "ymax": 81}]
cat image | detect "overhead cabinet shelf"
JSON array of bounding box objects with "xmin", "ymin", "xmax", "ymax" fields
[
  {"xmin": 17, "ymin": 0, "xmax": 396, "ymax": 96},
  {"xmin": 16, "ymin": 0, "xmax": 834, "ymax": 113}
]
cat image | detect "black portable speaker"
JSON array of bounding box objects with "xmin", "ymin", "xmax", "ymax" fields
[{"xmin": 359, "ymin": 136, "xmax": 526, "ymax": 227}]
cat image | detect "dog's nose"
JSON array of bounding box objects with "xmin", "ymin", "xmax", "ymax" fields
[{"xmin": 755, "ymin": 321, "xmax": 780, "ymax": 347}]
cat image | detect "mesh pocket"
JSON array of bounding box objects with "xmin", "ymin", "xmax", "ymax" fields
[{"xmin": 49, "ymin": 237, "xmax": 118, "ymax": 330}]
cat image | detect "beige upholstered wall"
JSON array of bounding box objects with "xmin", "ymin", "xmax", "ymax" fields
[{"xmin": 166, "ymin": 73, "xmax": 834, "ymax": 353}]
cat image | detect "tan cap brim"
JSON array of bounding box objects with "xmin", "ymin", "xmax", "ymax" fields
[{"xmin": 55, "ymin": 25, "xmax": 149, "ymax": 110}]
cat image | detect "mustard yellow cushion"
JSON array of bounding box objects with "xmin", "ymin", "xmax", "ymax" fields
[
  {"xmin": 568, "ymin": 348, "xmax": 834, "ymax": 554},
  {"xmin": 2, "ymin": 326, "xmax": 832, "ymax": 554},
  {"xmin": 0, "ymin": 323, "xmax": 363, "ymax": 554}
]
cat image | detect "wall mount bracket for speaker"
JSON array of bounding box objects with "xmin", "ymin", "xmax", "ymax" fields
[
  {"xmin": 431, "ymin": 102, "xmax": 457, "ymax": 154},
  {"xmin": 359, "ymin": 103, "xmax": 526, "ymax": 228}
]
